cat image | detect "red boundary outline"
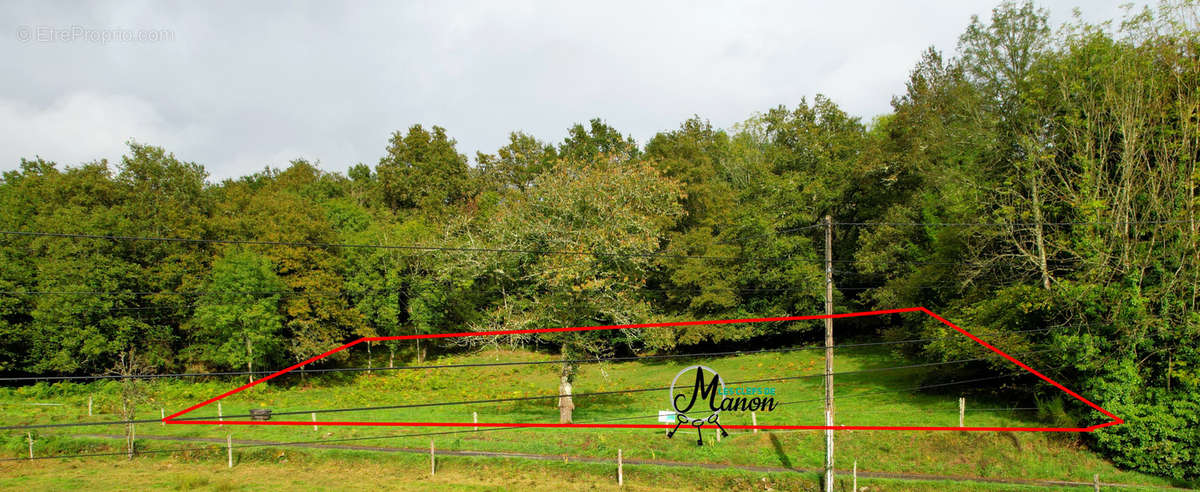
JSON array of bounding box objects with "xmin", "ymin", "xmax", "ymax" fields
[{"xmin": 164, "ymin": 307, "xmax": 1123, "ymax": 432}]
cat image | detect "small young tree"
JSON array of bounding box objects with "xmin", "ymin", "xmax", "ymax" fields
[{"xmin": 108, "ymin": 349, "xmax": 149, "ymax": 460}]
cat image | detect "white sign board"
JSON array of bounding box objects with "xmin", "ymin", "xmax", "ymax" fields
[{"xmin": 658, "ymin": 410, "xmax": 676, "ymax": 423}]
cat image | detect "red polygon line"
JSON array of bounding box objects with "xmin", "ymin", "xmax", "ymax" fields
[
  {"xmin": 165, "ymin": 307, "xmax": 1121, "ymax": 432},
  {"xmin": 916, "ymin": 307, "xmax": 1123, "ymax": 424},
  {"xmin": 164, "ymin": 421, "xmax": 1115, "ymax": 432}
]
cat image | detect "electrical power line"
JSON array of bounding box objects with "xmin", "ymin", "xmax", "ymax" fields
[
  {"xmin": 0, "ymin": 283, "xmax": 969, "ymax": 299},
  {"xmin": 0, "ymin": 348, "xmax": 1052, "ymax": 430},
  {"xmin": 0, "ymin": 229, "xmax": 1025, "ymax": 267},
  {"xmin": 709, "ymin": 219, "xmax": 1191, "ymax": 247},
  {"xmin": 0, "ymin": 230, "xmax": 791, "ymax": 263},
  {"xmin": 0, "ymin": 361, "xmax": 1078, "ymax": 463},
  {"xmin": 773, "ymin": 364, "xmax": 1070, "ymax": 408},
  {"xmin": 0, "ymin": 327, "xmax": 1062, "ymax": 383},
  {"xmin": 0, "ymin": 408, "xmax": 695, "ymax": 463},
  {"xmin": 714, "ymin": 222, "xmax": 825, "ymax": 244},
  {"xmin": 835, "ymin": 220, "xmax": 1195, "ymax": 227}
]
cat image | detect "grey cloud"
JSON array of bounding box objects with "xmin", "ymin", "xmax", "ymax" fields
[{"xmin": 1, "ymin": 0, "xmax": 1135, "ymax": 180}]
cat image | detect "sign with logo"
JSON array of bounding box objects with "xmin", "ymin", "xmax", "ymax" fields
[{"xmin": 666, "ymin": 365, "xmax": 778, "ymax": 445}]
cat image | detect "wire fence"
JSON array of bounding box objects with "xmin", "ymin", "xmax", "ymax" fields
[
  {"xmin": 0, "ymin": 347, "xmax": 1055, "ymax": 431},
  {"xmin": 0, "ymin": 326, "xmax": 1061, "ymax": 383},
  {"xmin": 0, "ymin": 363, "xmax": 1069, "ymax": 463}
]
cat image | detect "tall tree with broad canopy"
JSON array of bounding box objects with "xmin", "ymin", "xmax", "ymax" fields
[{"xmin": 474, "ymin": 140, "xmax": 684, "ymax": 423}]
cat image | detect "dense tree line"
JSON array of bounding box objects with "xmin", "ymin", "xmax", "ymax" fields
[{"xmin": 1, "ymin": 2, "xmax": 1196, "ymax": 478}]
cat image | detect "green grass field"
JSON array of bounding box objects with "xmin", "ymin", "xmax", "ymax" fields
[
  {"xmin": 1, "ymin": 345, "xmax": 1192, "ymax": 490},
  {"xmin": 6, "ymin": 451, "xmax": 1156, "ymax": 492}
]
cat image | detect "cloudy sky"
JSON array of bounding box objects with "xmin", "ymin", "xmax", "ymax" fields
[{"xmin": 2, "ymin": 1, "xmax": 1137, "ymax": 181}]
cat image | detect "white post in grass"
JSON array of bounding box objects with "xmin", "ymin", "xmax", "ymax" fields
[
  {"xmin": 27, "ymin": 432, "xmax": 33, "ymax": 459},
  {"xmin": 312, "ymin": 412, "xmax": 318, "ymax": 431},
  {"xmin": 226, "ymin": 434, "xmax": 232, "ymax": 468},
  {"xmin": 88, "ymin": 395, "xmax": 93, "ymax": 416},
  {"xmin": 752, "ymin": 412, "xmax": 758, "ymax": 433},
  {"xmin": 161, "ymin": 408, "xmax": 165, "ymax": 426},
  {"xmin": 617, "ymin": 448, "xmax": 623, "ymax": 487},
  {"xmin": 218, "ymin": 402, "xmax": 223, "ymax": 426},
  {"xmin": 473, "ymin": 411, "xmax": 478, "ymax": 431},
  {"xmin": 1093, "ymin": 473, "xmax": 1101, "ymax": 491},
  {"xmin": 853, "ymin": 460, "xmax": 857, "ymax": 491},
  {"xmin": 128, "ymin": 422, "xmax": 135, "ymax": 459},
  {"xmin": 959, "ymin": 397, "xmax": 965, "ymax": 427},
  {"xmin": 430, "ymin": 440, "xmax": 436, "ymax": 476},
  {"xmin": 715, "ymin": 427, "xmax": 721, "ymax": 442}
]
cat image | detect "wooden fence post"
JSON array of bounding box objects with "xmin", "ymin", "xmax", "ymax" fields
[
  {"xmin": 430, "ymin": 440, "xmax": 436, "ymax": 476},
  {"xmin": 959, "ymin": 397, "xmax": 965, "ymax": 427},
  {"xmin": 853, "ymin": 460, "xmax": 857, "ymax": 491},
  {"xmin": 27, "ymin": 432, "xmax": 33, "ymax": 460},
  {"xmin": 752, "ymin": 412, "xmax": 758, "ymax": 433},
  {"xmin": 88, "ymin": 395, "xmax": 93, "ymax": 416},
  {"xmin": 473, "ymin": 411, "xmax": 478, "ymax": 431},
  {"xmin": 161, "ymin": 408, "xmax": 165, "ymax": 426},
  {"xmin": 312, "ymin": 412, "xmax": 318, "ymax": 431},
  {"xmin": 226, "ymin": 434, "xmax": 232, "ymax": 468},
  {"xmin": 617, "ymin": 448, "xmax": 623, "ymax": 487},
  {"xmin": 1093, "ymin": 473, "xmax": 1101, "ymax": 491},
  {"xmin": 218, "ymin": 402, "xmax": 223, "ymax": 426}
]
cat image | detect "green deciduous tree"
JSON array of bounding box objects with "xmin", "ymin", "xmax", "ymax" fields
[
  {"xmin": 190, "ymin": 250, "xmax": 287, "ymax": 382},
  {"xmin": 475, "ymin": 148, "xmax": 684, "ymax": 422},
  {"xmin": 377, "ymin": 125, "xmax": 471, "ymax": 212}
]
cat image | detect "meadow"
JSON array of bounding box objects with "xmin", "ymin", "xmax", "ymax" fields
[{"xmin": 2, "ymin": 344, "xmax": 1188, "ymax": 490}]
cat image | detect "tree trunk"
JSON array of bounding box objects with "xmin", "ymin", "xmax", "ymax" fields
[
  {"xmin": 247, "ymin": 338, "xmax": 255, "ymax": 384},
  {"xmin": 1032, "ymin": 172, "xmax": 1051, "ymax": 290},
  {"xmin": 558, "ymin": 356, "xmax": 575, "ymax": 424}
]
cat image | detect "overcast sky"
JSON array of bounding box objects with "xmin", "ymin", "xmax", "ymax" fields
[{"xmin": 2, "ymin": 1, "xmax": 1137, "ymax": 181}]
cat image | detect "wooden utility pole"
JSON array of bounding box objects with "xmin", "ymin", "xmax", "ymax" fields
[{"xmin": 823, "ymin": 215, "xmax": 835, "ymax": 492}]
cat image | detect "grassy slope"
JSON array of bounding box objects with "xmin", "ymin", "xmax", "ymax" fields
[{"xmin": 0, "ymin": 346, "xmax": 1188, "ymax": 489}]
